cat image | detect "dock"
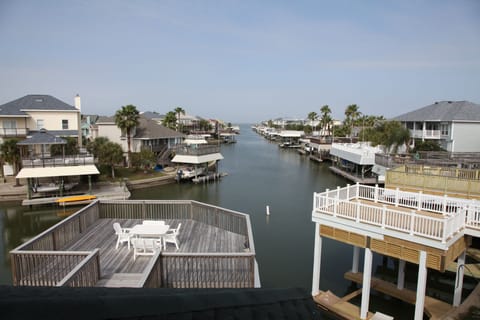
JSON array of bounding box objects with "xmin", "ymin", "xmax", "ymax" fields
[
  {"xmin": 344, "ymin": 271, "xmax": 453, "ymax": 319},
  {"xmin": 329, "ymin": 166, "xmax": 378, "ymax": 184},
  {"xmin": 192, "ymin": 172, "xmax": 227, "ymax": 184}
]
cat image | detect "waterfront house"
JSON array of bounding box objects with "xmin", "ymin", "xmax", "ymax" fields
[
  {"xmin": 91, "ymin": 115, "xmax": 185, "ymax": 162},
  {"xmin": 0, "ymin": 94, "xmax": 82, "ymax": 146},
  {"xmin": 329, "ymin": 142, "xmax": 383, "ymax": 184},
  {"xmin": 311, "ymin": 183, "xmax": 480, "ymax": 319},
  {"xmin": 171, "ymin": 140, "xmax": 224, "ymax": 180},
  {"xmin": 10, "ymin": 199, "xmax": 259, "ymax": 289},
  {"xmin": 393, "ymin": 100, "xmax": 480, "ymax": 152}
]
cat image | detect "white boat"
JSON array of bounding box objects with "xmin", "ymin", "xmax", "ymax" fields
[{"xmin": 176, "ymin": 167, "xmax": 205, "ymax": 180}]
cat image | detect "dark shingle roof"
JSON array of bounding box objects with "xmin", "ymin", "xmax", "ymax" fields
[
  {"xmin": 0, "ymin": 286, "xmax": 322, "ymax": 320},
  {"xmin": 17, "ymin": 129, "xmax": 67, "ymax": 145},
  {"xmin": 393, "ymin": 101, "xmax": 480, "ymax": 122},
  {"xmin": 0, "ymin": 95, "xmax": 77, "ymax": 116}
]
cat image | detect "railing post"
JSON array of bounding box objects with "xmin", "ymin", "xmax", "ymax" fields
[
  {"xmin": 443, "ymin": 195, "xmax": 448, "ymax": 213},
  {"xmin": 395, "ymin": 188, "xmax": 399, "ymax": 207},
  {"xmin": 333, "ymin": 197, "xmax": 338, "ymax": 217},
  {"xmin": 336, "ymin": 186, "xmax": 340, "ymax": 199},
  {"xmin": 442, "ymin": 217, "xmax": 448, "ymax": 243},
  {"xmin": 356, "ymin": 182, "xmax": 360, "ymax": 199},
  {"xmin": 410, "ymin": 211, "xmax": 415, "ymax": 236},
  {"xmin": 313, "ymin": 192, "xmax": 317, "ymax": 211},
  {"xmin": 382, "ymin": 205, "xmax": 386, "ymax": 229},
  {"xmin": 356, "ymin": 201, "xmax": 360, "ymax": 223},
  {"xmin": 417, "ymin": 191, "xmax": 423, "ymax": 211},
  {"xmin": 347, "ymin": 184, "xmax": 350, "ymax": 200},
  {"xmin": 374, "ymin": 184, "xmax": 378, "ymax": 203}
]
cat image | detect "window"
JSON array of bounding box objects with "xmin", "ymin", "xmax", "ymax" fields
[
  {"xmin": 441, "ymin": 124, "xmax": 449, "ymax": 136},
  {"xmin": 62, "ymin": 119, "xmax": 69, "ymax": 130},
  {"xmin": 36, "ymin": 119, "xmax": 44, "ymax": 130}
]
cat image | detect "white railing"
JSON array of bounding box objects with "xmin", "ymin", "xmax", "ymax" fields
[{"xmin": 313, "ymin": 183, "xmax": 480, "ymax": 243}]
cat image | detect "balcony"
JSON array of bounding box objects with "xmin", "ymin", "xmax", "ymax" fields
[
  {"xmin": 0, "ymin": 127, "xmax": 28, "ymax": 137},
  {"xmin": 173, "ymin": 144, "xmax": 221, "ymax": 156},
  {"xmin": 410, "ymin": 129, "xmax": 441, "ymax": 139},
  {"xmin": 313, "ymin": 183, "xmax": 480, "ymax": 249},
  {"xmin": 22, "ymin": 154, "xmax": 95, "ymax": 168}
]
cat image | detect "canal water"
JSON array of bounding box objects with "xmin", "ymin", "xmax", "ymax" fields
[{"xmin": 1, "ymin": 124, "xmax": 473, "ymax": 319}]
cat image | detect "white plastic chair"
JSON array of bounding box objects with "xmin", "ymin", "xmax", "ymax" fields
[
  {"xmin": 131, "ymin": 238, "xmax": 160, "ymax": 261},
  {"xmin": 113, "ymin": 222, "xmax": 132, "ymax": 250},
  {"xmin": 164, "ymin": 223, "xmax": 181, "ymax": 249}
]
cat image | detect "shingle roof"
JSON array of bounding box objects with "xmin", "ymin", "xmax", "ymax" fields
[
  {"xmin": 134, "ymin": 116, "xmax": 185, "ymax": 139},
  {"xmin": 393, "ymin": 101, "xmax": 480, "ymax": 122},
  {"xmin": 17, "ymin": 129, "xmax": 67, "ymax": 145},
  {"xmin": 0, "ymin": 95, "xmax": 77, "ymax": 116},
  {"xmin": 0, "ymin": 286, "xmax": 322, "ymax": 320}
]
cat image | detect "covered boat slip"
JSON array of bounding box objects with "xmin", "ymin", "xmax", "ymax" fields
[
  {"xmin": 16, "ymin": 165, "xmax": 99, "ymax": 203},
  {"xmin": 10, "ymin": 200, "xmax": 257, "ymax": 289}
]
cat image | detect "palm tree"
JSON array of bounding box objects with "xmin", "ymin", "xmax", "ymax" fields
[
  {"xmin": 0, "ymin": 138, "xmax": 21, "ymax": 186},
  {"xmin": 307, "ymin": 112, "xmax": 318, "ymax": 134},
  {"xmin": 319, "ymin": 105, "xmax": 332, "ymax": 136},
  {"xmin": 174, "ymin": 107, "xmax": 185, "ymax": 132},
  {"xmin": 162, "ymin": 111, "xmax": 177, "ymax": 130},
  {"xmin": 344, "ymin": 104, "xmax": 361, "ymax": 140},
  {"xmin": 115, "ymin": 104, "xmax": 140, "ymax": 168}
]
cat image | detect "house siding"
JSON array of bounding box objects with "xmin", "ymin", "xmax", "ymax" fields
[
  {"xmin": 451, "ymin": 122, "xmax": 480, "ymax": 152},
  {"xmin": 26, "ymin": 111, "xmax": 79, "ymax": 131}
]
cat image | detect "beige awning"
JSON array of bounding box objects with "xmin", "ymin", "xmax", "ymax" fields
[
  {"xmin": 16, "ymin": 165, "xmax": 100, "ymax": 179},
  {"xmin": 171, "ymin": 153, "xmax": 224, "ymax": 164}
]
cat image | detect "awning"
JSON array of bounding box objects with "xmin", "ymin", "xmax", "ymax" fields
[
  {"xmin": 171, "ymin": 153, "xmax": 224, "ymax": 164},
  {"xmin": 16, "ymin": 165, "xmax": 100, "ymax": 179}
]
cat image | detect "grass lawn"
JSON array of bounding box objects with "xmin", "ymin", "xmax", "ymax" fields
[{"xmin": 97, "ymin": 166, "xmax": 173, "ymax": 182}]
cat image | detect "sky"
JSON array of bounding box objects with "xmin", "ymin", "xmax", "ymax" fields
[{"xmin": 0, "ymin": 0, "xmax": 479, "ymax": 123}]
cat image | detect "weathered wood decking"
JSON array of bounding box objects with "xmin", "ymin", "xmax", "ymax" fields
[{"xmin": 65, "ymin": 218, "xmax": 247, "ymax": 286}]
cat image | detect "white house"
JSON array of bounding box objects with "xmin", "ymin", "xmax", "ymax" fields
[
  {"xmin": 393, "ymin": 101, "xmax": 480, "ymax": 152},
  {"xmin": 91, "ymin": 115, "xmax": 184, "ymax": 155},
  {"xmin": 0, "ymin": 94, "xmax": 82, "ymax": 146}
]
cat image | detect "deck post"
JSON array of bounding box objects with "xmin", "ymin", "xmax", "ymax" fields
[
  {"xmin": 397, "ymin": 259, "xmax": 405, "ymax": 289},
  {"xmin": 347, "ymin": 184, "xmax": 350, "ymax": 200},
  {"xmin": 395, "ymin": 188, "xmax": 399, "ymax": 207},
  {"xmin": 374, "ymin": 184, "xmax": 378, "ymax": 203},
  {"xmin": 311, "ymin": 222, "xmax": 322, "ymax": 296},
  {"xmin": 356, "ymin": 182, "xmax": 360, "ymax": 199},
  {"xmin": 414, "ymin": 250, "xmax": 428, "ymax": 320},
  {"xmin": 352, "ymin": 246, "xmax": 360, "ymax": 273},
  {"xmin": 453, "ymin": 250, "xmax": 466, "ymax": 307},
  {"xmin": 360, "ymin": 247, "xmax": 373, "ymax": 319},
  {"xmin": 417, "ymin": 191, "xmax": 423, "ymax": 211}
]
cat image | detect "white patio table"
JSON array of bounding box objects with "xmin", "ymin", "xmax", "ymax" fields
[{"xmin": 130, "ymin": 224, "xmax": 170, "ymax": 249}]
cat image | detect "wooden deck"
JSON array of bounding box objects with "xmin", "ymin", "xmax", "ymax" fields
[
  {"xmin": 65, "ymin": 218, "xmax": 247, "ymax": 286},
  {"xmin": 329, "ymin": 166, "xmax": 378, "ymax": 184}
]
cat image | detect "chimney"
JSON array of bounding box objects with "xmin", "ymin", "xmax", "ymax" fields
[{"xmin": 74, "ymin": 94, "xmax": 81, "ymax": 111}]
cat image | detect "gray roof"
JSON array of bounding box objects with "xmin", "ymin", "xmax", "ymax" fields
[
  {"xmin": 0, "ymin": 95, "xmax": 77, "ymax": 116},
  {"xmin": 393, "ymin": 101, "xmax": 480, "ymax": 122},
  {"xmin": 17, "ymin": 129, "xmax": 67, "ymax": 145},
  {"xmin": 135, "ymin": 116, "xmax": 185, "ymax": 139}
]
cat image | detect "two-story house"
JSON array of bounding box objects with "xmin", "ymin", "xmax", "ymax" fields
[
  {"xmin": 91, "ymin": 115, "xmax": 185, "ymax": 161},
  {"xmin": 0, "ymin": 94, "xmax": 81, "ymax": 146},
  {"xmin": 393, "ymin": 100, "xmax": 480, "ymax": 152}
]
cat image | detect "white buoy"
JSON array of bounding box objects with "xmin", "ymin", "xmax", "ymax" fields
[{"xmin": 266, "ymin": 205, "xmax": 270, "ymax": 215}]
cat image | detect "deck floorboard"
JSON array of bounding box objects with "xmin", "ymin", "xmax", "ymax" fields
[{"xmin": 63, "ymin": 218, "xmax": 247, "ymax": 282}]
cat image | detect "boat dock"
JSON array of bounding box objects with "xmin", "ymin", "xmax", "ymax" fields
[
  {"xmin": 329, "ymin": 166, "xmax": 378, "ymax": 184},
  {"xmin": 192, "ymin": 172, "xmax": 227, "ymax": 184}
]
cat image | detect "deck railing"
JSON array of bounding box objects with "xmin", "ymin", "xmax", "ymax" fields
[
  {"xmin": 11, "ymin": 200, "xmax": 256, "ymax": 288},
  {"xmin": 22, "ymin": 154, "xmax": 95, "ymax": 168},
  {"xmin": 172, "ymin": 144, "xmax": 221, "ymax": 156},
  {"xmin": 56, "ymin": 249, "xmax": 101, "ymax": 287},
  {"xmin": 99, "ymin": 200, "xmax": 253, "ymax": 248},
  {"xmin": 313, "ymin": 183, "xmax": 480, "ymax": 243},
  {"xmin": 10, "ymin": 251, "xmax": 94, "ymax": 286}
]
